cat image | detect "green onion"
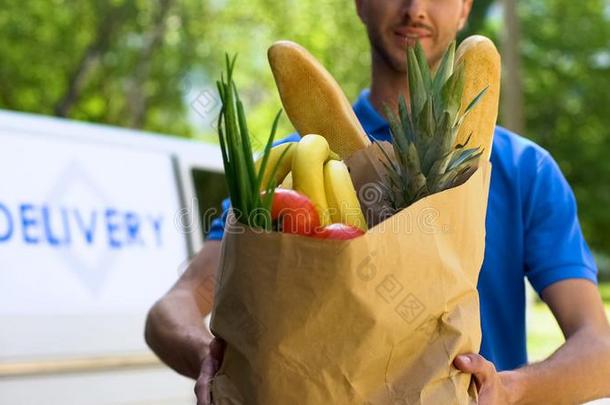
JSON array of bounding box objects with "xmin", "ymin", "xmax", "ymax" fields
[{"xmin": 216, "ymin": 54, "xmax": 288, "ymax": 230}]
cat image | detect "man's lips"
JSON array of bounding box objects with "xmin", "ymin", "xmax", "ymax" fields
[{"xmin": 394, "ymin": 27, "xmax": 432, "ymax": 42}]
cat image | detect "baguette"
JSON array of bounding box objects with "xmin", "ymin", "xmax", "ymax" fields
[
  {"xmin": 454, "ymin": 35, "xmax": 501, "ymax": 161},
  {"xmin": 268, "ymin": 41, "xmax": 371, "ymax": 159}
]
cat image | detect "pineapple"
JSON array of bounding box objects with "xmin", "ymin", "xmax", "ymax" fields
[{"xmin": 378, "ymin": 41, "xmax": 487, "ymax": 212}]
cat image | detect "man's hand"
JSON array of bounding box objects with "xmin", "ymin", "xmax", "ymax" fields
[
  {"xmin": 145, "ymin": 241, "xmax": 222, "ymax": 378},
  {"xmin": 454, "ymin": 280, "xmax": 610, "ymax": 405},
  {"xmin": 454, "ymin": 354, "xmax": 521, "ymax": 405},
  {"xmin": 194, "ymin": 338, "xmax": 226, "ymax": 405}
]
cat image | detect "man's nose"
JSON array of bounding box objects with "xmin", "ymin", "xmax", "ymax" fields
[{"xmin": 402, "ymin": 0, "xmax": 427, "ymax": 22}]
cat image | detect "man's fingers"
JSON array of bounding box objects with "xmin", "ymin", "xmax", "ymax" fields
[
  {"xmin": 453, "ymin": 354, "xmax": 496, "ymax": 388},
  {"xmin": 203, "ymin": 354, "xmax": 218, "ymax": 377},
  {"xmin": 195, "ymin": 354, "xmax": 218, "ymax": 405},
  {"xmin": 195, "ymin": 339, "xmax": 226, "ymax": 405},
  {"xmin": 209, "ymin": 338, "xmax": 226, "ymax": 364},
  {"xmin": 195, "ymin": 379, "xmax": 210, "ymax": 405}
]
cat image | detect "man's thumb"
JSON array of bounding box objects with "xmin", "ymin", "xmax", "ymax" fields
[
  {"xmin": 454, "ymin": 354, "xmax": 476, "ymax": 372},
  {"xmin": 454, "ymin": 353, "xmax": 494, "ymax": 389}
]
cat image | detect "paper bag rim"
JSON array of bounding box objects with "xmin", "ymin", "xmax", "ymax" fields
[{"xmin": 223, "ymin": 159, "xmax": 491, "ymax": 239}]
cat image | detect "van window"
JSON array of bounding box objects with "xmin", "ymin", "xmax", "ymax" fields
[{"xmin": 191, "ymin": 169, "xmax": 228, "ymax": 240}]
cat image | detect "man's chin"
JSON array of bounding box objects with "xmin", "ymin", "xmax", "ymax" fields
[
  {"xmin": 387, "ymin": 49, "xmax": 409, "ymax": 72},
  {"xmin": 391, "ymin": 60, "xmax": 408, "ymax": 73},
  {"xmin": 390, "ymin": 43, "xmax": 441, "ymax": 72}
]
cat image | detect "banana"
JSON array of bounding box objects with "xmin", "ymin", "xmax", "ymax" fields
[
  {"xmin": 292, "ymin": 134, "xmax": 333, "ymax": 226},
  {"xmin": 324, "ymin": 160, "xmax": 368, "ymax": 231},
  {"xmin": 255, "ymin": 142, "xmax": 296, "ymax": 190}
]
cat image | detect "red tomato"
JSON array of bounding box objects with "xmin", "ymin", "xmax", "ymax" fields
[{"xmin": 270, "ymin": 189, "xmax": 320, "ymax": 236}]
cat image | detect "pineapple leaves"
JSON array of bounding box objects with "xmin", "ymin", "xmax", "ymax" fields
[
  {"xmin": 407, "ymin": 46, "xmax": 426, "ymax": 118},
  {"xmin": 398, "ymin": 96, "xmax": 414, "ymax": 144},
  {"xmin": 463, "ymin": 85, "xmax": 488, "ymax": 117},
  {"xmin": 414, "ymin": 42, "xmax": 432, "ymax": 90},
  {"xmin": 432, "ymin": 41, "xmax": 455, "ymax": 97},
  {"xmin": 375, "ymin": 140, "xmax": 401, "ymax": 175},
  {"xmin": 447, "ymin": 147, "xmax": 482, "ymax": 172},
  {"xmin": 442, "ymin": 61, "xmax": 466, "ymax": 124},
  {"xmin": 455, "ymin": 132, "xmax": 473, "ymax": 149},
  {"xmin": 381, "ymin": 40, "xmax": 486, "ymax": 212}
]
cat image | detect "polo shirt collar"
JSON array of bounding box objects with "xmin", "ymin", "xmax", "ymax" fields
[{"xmin": 353, "ymin": 89, "xmax": 390, "ymax": 141}]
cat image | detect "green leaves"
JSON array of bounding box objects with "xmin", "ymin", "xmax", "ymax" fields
[
  {"xmin": 432, "ymin": 41, "xmax": 456, "ymax": 97},
  {"xmin": 381, "ymin": 40, "xmax": 485, "ymax": 211},
  {"xmin": 415, "ymin": 42, "xmax": 432, "ymax": 90},
  {"xmin": 255, "ymin": 109, "xmax": 284, "ymax": 192},
  {"xmin": 407, "ymin": 44, "xmax": 426, "ymax": 118},
  {"xmin": 441, "ymin": 60, "xmax": 465, "ymax": 123},
  {"xmin": 217, "ymin": 54, "xmax": 287, "ymax": 230}
]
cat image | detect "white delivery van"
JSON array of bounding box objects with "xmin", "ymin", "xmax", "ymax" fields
[{"xmin": 0, "ymin": 109, "xmax": 228, "ymax": 404}]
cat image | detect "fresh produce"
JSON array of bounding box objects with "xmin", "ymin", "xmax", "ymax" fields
[
  {"xmin": 270, "ymin": 189, "xmax": 363, "ymax": 240},
  {"xmin": 312, "ymin": 223, "xmax": 365, "ymax": 240},
  {"xmin": 454, "ymin": 36, "xmax": 501, "ymax": 161},
  {"xmin": 379, "ymin": 41, "xmax": 486, "ymax": 212},
  {"xmin": 323, "ymin": 160, "xmax": 368, "ymax": 231},
  {"xmin": 291, "ymin": 134, "xmax": 336, "ymax": 227},
  {"xmin": 211, "ymin": 40, "xmax": 493, "ymax": 405},
  {"xmin": 280, "ymin": 171, "xmax": 293, "ymax": 189},
  {"xmin": 268, "ymin": 41, "xmax": 371, "ymax": 159},
  {"xmin": 216, "ymin": 54, "xmax": 289, "ymax": 229},
  {"xmin": 216, "ymin": 54, "xmax": 366, "ymax": 238},
  {"xmin": 270, "ymin": 189, "xmax": 320, "ymax": 236},
  {"xmin": 273, "ymin": 135, "xmax": 367, "ymax": 234},
  {"xmin": 255, "ymin": 142, "xmax": 296, "ymax": 191}
]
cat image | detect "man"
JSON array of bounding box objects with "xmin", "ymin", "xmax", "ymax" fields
[{"xmin": 145, "ymin": 1, "xmax": 610, "ymax": 404}]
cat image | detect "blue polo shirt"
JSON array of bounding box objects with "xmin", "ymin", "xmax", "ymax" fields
[{"xmin": 207, "ymin": 89, "xmax": 598, "ymax": 371}]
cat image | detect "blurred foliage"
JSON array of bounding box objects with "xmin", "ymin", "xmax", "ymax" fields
[
  {"xmin": 0, "ymin": 0, "xmax": 493, "ymax": 141},
  {"xmin": 601, "ymin": 282, "xmax": 610, "ymax": 302},
  {"xmin": 528, "ymin": 296, "xmax": 610, "ymax": 362},
  {"xmin": 0, "ymin": 0, "xmax": 373, "ymax": 142},
  {"xmin": 0, "ymin": 0, "xmax": 212, "ymax": 136},
  {"xmin": 0, "ymin": 0, "xmax": 609, "ymax": 256},
  {"xmin": 596, "ymin": 253, "xmax": 610, "ymax": 282},
  {"xmin": 514, "ymin": 0, "xmax": 610, "ymax": 258}
]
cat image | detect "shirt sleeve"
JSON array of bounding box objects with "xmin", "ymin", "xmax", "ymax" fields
[
  {"xmin": 205, "ymin": 133, "xmax": 302, "ymax": 242},
  {"xmin": 206, "ymin": 197, "xmax": 231, "ymax": 241},
  {"xmin": 524, "ymin": 152, "xmax": 598, "ymax": 293}
]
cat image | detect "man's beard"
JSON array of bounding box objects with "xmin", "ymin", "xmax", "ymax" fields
[
  {"xmin": 366, "ymin": 26, "xmax": 408, "ymax": 73},
  {"xmin": 365, "ymin": 25, "xmax": 452, "ymax": 74}
]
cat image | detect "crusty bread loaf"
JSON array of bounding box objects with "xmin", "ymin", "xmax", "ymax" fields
[
  {"xmin": 454, "ymin": 35, "xmax": 501, "ymax": 161},
  {"xmin": 268, "ymin": 41, "xmax": 371, "ymax": 159}
]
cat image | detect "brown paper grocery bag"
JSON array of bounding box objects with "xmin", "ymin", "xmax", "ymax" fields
[{"xmin": 210, "ymin": 145, "xmax": 491, "ymax": 404}]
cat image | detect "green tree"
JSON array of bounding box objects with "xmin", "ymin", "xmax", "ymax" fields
[
  {"xmin": 0, "ymin": 0, "xmax": 494, "ymax": 143},
  {"xmin": 0, "ymin": 0, "xmax": 214, "ymax": 136},
  {"xmin": 516, "ymin": 0, "xmax": 610, "ymax": 256}
]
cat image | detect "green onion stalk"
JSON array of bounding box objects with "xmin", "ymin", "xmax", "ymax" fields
[{"xmin": 216, "ymin": 54, "xmax": 291, "ymax": 230}]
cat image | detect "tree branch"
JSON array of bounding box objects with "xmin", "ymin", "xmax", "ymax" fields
[
  {"xmin": 127, "ymin": 0, "xmax": 175, "ymax": 128},
  {"xmin": 53, "ymin": 4, "xmax": 129, "ymax": 117}
]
